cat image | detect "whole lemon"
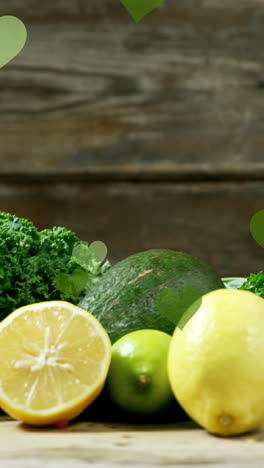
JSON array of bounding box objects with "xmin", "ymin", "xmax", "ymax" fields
[{"xmin": 168, "ymin": 289, "xmax": 264, "ymax": 436}]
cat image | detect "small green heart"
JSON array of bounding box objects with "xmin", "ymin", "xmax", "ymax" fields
[
  {"xmin": 90, "ymin": 241, "xmax": 108, "ymax": 264},
  {"xmin": 72, "ymin": 243, "xmax": 94, "ymax": 271},
  {"xmin": 250, "ymin": 210, "xmax": 264, "ymax": 248},
  {"xmin": 177, "ymin": 295, "xmax": 203, "ymax": 331},
  {"xmin": 120, "ymin": 0, "xmax": 166, "ymax": 23},
  {"xmin": 155, "ymin": 286, "xmax": 202, "ymax": 329},
  {"xmin": 55, "ymin": 269, "xmax": 89, "ymax": 301},
  {"xmin": 0, "ymin": 16, "xmax": 27, "ymax": 69}
]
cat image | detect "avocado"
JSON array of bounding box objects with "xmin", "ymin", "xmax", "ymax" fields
[{"xmin": 78, "ymin": 249, "xmax": 224, "ymax": 343}]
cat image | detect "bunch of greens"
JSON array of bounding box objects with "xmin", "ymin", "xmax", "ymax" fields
[
  {"xmin": 239, "ymin": 272, "xmax": 264, "ymax": 298},
  {"xmin": 0, "ymin": 212, "xmax": 110, "ymax": 320}
]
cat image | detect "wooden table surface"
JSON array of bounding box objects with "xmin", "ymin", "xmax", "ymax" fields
[{"xmin": 1, "ymin": 416, "xmax": 264, "ymax": 468}]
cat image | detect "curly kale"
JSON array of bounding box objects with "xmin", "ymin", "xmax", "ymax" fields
[
  {"xmin": 239, "ymin": 272, "xmax": 264, "ymax": 298},
  {"xmin": 0, "ymin": 212, "xmax": 110, "ymax": 320},
  {"xmin": 0, "ymin": 214, "xmax": 38, "ymax": 315}
]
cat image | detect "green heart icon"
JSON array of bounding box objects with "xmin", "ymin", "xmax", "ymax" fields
[
  {"xmin": 250, "ymin": 210, "xmax": 264, "ymax": 248},
  {"xmin": 0, "ymin": 16, "xmax": 27, "ymax": 69},
  {"xmin": 55, "ymin": 269, "xmax": 89, "ymax": 301},
  {"xmin": 90, "ymin": 241, "xmax": 108, "ymax": 264},
  {"xmin": 120, "ymin": 0, "xmax": 166, "ymax": 23},
  {"xmin": 155, "ymin": 286, "xmax": 202, "ymax": 330}
]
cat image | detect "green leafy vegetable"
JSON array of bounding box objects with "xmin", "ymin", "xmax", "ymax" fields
[
  {"xmin": 56, "ymin": 241, "xmax": 111, "ymax": 300},
  {"xmin": 0, "ymin": 212, "xmax": 111, "ymax": 320},
  {"xmin": 238, "ymin": 272, "xmax": 264, "ymax": 298}
]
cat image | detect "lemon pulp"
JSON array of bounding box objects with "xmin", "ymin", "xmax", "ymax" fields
[{"xmin": 0, "ymin": 301, "xmax": 111, "ymax": 425}]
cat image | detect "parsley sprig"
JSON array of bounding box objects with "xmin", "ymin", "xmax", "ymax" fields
[{"xmin": 55, "ymin": 241, "xmax": 110, "ymax": 303}]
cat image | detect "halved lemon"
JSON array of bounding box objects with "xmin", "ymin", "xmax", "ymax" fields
[{"xmin": 0, "ymin": 301, "xmax": 111, "ymax": 426}]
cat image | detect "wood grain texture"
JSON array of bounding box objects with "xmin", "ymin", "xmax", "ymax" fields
[
  {"xmin": 0, "ymin": 418, "xmax": 264, "ymax": 468},
  {"xmin": 3, "ymin": 0, "xmax": 264, "ymax": 19},
  {"xmin": 0, "ymin": 181, "xmax": 262, "ymax": 277},
  {"xmin": 0, "ymin": 0, "xmax": 264, "ymax": 179},
  {"xmin": 0, "ymin": 0, "xmax": 263, "ymax": 269}
]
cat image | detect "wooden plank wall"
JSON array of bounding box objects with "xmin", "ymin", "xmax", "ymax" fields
[{"xmin": 0, "ymin": 0, "xmax": 263, "ymax": 276}]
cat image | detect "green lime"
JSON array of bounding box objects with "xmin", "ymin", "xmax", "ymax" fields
[{"xmin": 106, "ymin": 329, "xmax": 175, "ymax": 415}]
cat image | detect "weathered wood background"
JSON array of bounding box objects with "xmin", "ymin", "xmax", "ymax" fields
[{"xmin": 0, "ymin": 0, "xmax": 264, "ymax": 276}]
